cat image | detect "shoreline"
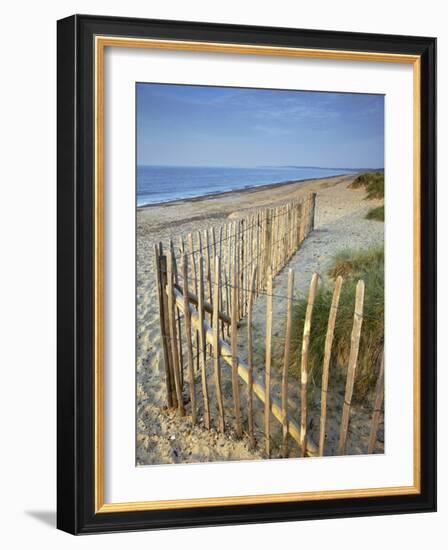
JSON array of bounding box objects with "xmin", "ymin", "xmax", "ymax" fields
[
  {"xmin": 137, "ymin": 173, "xmax": 360, "ymax": 235},
  {"xmin": 137, "ymin": 172, "xmax": 358, "ymax": 209}
]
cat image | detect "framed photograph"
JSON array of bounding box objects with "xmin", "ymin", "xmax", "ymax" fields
[{"xmin": 57, "ymin": 14, "xmax": 436, "ymax": 534}]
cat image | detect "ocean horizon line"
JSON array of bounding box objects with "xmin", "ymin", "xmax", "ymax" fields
[{"xmin": 137, "ymin": 163, "xmax": 383, "ymax": 171}]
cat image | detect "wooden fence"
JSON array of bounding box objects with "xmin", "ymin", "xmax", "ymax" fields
[{"xmin": 154, "ymin": 193, "xmax": 384, "ymax": 457}]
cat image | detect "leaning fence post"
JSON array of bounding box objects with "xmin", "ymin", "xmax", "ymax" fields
[
  {"xmin": 264, "ymin": 267, "xmax": 274, "ymax": 457},
  {"xmin": 300, "ymin": 273, "xmax": 319, "ymax": 457},
  {"xmin": 159, "ymin": 247, "xmax": 177, "ymax": 408},
  {"xmin": 368, "ymin": 352, "xmax": 385, "ymax": 453},
  {"xmin": 167, "ymin": 250, "xmax": 185, "ymax": 416},
  {"xmin": 187, "ymin": 233, "xmax": 200, "ymax": 374},
  {"xmin": 154, "ymin": 244, "xmax": 174, "ymax": 408},
  {"xmin": 170, "ymin": 239, "xmax": 184, "ymax": 386},
  {"xmin": 319, "ymin": 276, "xmax": 343, "ymax": 456},
  {"xmin": 281, "ymin": 269, "xmax": 294, "ymax": 457},
  {"xmin": 338, "ymin": 279, "xmax": 365, "ymax": 455},
  {"xmin": 247, "ymin": 265, "xmax": 257, "ymax": 448},
  {"xmin": 197, "ymin": 255, "xmax": 211, "ymax": 429},
  {"xmin": 181, "ymin": 253, "xmax": 197, "ymax": 424},
  {"xmin": 213, "ymin": 255, "xmax": 225, "ymax": 432}
]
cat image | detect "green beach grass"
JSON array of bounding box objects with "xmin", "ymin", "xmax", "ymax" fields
[{"xmin": 290, "ymin": 246, "xmax": 384, "ymax": 401}]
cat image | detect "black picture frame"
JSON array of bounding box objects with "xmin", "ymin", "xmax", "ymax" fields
[{"xmin": 57, "ymin": 14, "xmax": 436, "ymax": 535}]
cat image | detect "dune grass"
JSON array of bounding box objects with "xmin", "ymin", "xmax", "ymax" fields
[
  {"xmin": 349, "ymin": 172, "xmax": 384, "ymax": 222},
  {"xmin": 328, "ymin": 247, "xmax": 384, "ymax": 279},
  {"xmin": 290, "ymin": 246, "xmax": 384, "ymax": 401},
  {"xmin": 366, "ymin": 205, "xmax": 384, "ymax": 221},
  {"xmin": 349, "ymin": 171, "xmax": 384, "ymax": 200}
]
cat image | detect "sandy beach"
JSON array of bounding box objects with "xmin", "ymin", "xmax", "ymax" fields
[{"xmin": 136, "ymin": 173, "xmax": 384, "ymax": 465}]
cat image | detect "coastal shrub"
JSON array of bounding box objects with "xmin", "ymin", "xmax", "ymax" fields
[
  {"xmin": 366, "ymin": 205, "xmax": 384, "ymax": 221},
  {"xmin": 289, "ymin": 246, "xmax": 384, "ymax": 401},
  {"xmin": 349, "ymin": 171, "xmax": 384, "ymax": 200}
]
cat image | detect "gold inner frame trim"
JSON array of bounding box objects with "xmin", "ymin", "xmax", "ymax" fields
[{"xmin": 94, "ymin": 35, "xmax": 421, "ymax": 513}]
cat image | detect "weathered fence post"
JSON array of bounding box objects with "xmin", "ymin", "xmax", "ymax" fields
[
  {"xmin": 338, "ymin": 279, "xmax": 365, "ymax": 455},
  {"xmin": 218, "ymin": 226, "xmax": 225, "ymax": 339},
  {"xmin": 204, "ymin": 230, "xmax": 213, "ymax": 360},
  {"xmin": 297, "ymin": 201, "xmax": 304, "ymax": 246},
  {"xmin": 300, "ymin": 273, "xmax": 319, "ymax": 457},
  {"xmin": 368, "ymin": 352, "xmax": 385, "ymax": 453},
  {"xmin": 309, "ymin": 192, "xmax": 317, "ymax": 232},
  {"xmin": 167, "ymin": 250, "xmax": 185, "ymax": 416},
  {"xmin": 154, "ymin": 244, "xmax": 174, "ymax": 408},
  {"xmin": 204, "ymin": 230, "xmax": 213, "ymax": 308},
  {"xmin": 178, "ymin": 235, "xmax": 185, "ymax": 255},
  {"xmin": 159, "ymin": 246, "xmax": 177, "ymax": 408},
  {"xmin": 181, "ymin": 253, "xmax": 197, "ymax": 424},
  {"xmin": 264, "ymin": 267, "xmax": 274, "ymax": 457},
  {"xmin": 231, "ymin": 247, "xmax": 242, "ymax": 437},
  {"xmin": 226, "ymin": 222, "xmax": 232, "ymax": 323},
  {"xmin": 198, "ymin": 255, "xmax": 211, "ymax": 429},
  {"xmin": 213, "ymin": 255, "xmax": 225, "ymax": 432},
  {"xmin": 281, "ymin": 269, "xmax": 294, "ymax": 457},
  {"xmin": 187, "ymin": 233, "xmax": 200, "ymax": 373},
  {"xmin": 319, "ymin": 275, "xmax": 343, "ymax": 456},
  {"xmin": 170, "ymin": 239, "xmax": 184, "ymax": 387},
  {"xmin": 240, "ymin": 219, "xmax": 245, "ymax": 318},
  {"xmin": 263, "ymin": 210, "xmax": 272, "ymax": 289},
  {"xmin": 224, "ymin": 270, "xmax": 231, "ymax": 339},
  {"xmin": 211, "ymin": 226, "xmax": 217, "ymax": 261},
  {"xmin": 247, "ymin": 215, "xmax": 254, "ymax": 316},
  {"xmin": 247, "ymin": 265, "xmax": 257, "ymax": 448}
]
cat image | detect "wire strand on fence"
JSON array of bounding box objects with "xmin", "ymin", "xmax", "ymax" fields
[{"xmin": 175, "ymin": 205, "xmax": 304, "ymax": 258}]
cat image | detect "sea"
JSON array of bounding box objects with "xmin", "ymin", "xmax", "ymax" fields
[{"xmin": 136, "ymin": 165, "xmax": 361, "ymax": 207}]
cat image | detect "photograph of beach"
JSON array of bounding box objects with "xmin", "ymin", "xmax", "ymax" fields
[{"xmin": 136, "ymin": 83, "xmax": 385, "ymax": 466}]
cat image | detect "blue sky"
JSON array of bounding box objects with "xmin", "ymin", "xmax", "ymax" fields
[{"xmin": 136, "ymin": 83, "xmax": 384, "ymax": 168}]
